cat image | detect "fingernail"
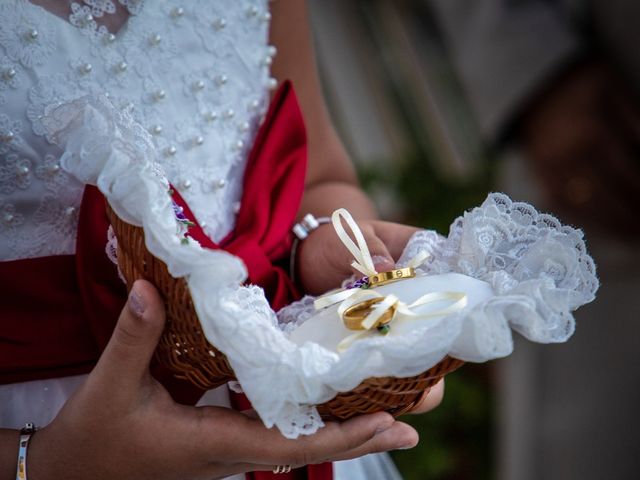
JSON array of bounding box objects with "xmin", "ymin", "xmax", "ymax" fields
[
  {"xmin": 397, "ymin": 444, "xmax": 416, "ymax": 450},
  {"xmin": 372, "ymin": 255, "xmax": 394, "ymax": 271},
  {"xmin": 129, "ymin": 288, "xmax": 146, "ymax": 318}
]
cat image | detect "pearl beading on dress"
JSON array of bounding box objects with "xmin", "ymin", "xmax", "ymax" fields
[{"xmin": 0, "ymin": 0, "xmax": 273, "ymax": 261}]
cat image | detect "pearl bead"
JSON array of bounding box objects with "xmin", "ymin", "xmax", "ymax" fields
[
  {"xmin": 4, "ymin": 68, "xmax": 17, "ymax": 80},
  {"xmin": 262, "ymin": 55, "xmax": 273, "ymax": 67},
  {"xmin": 154, "ymin": 89, "xmax": 166, "ymax": 101},
  {"xmin": 171, "ymin": 7, "xmax": 184, "ymax": 18},
  {"xmin": 3, "ymin": 213, "xmax": 14, "ymax": 223},
  {"xmin": 200, "ymin": 221, "xmax": 207, "ymax": 228},
  {"xmin": 149, "ymin": 33, "xmax": 162, "ymax": 45},
  {"xmin": 261, "ymin": 12, "xmax": 272, "ymax": 22},
  {"xmin": 105, "ymin": 33, "xmax": 117, "ymax": 44},
  {"xmin": 151, "ymin": 125, "xmax": 163, "ymax": 135},
  {"xmin": 182, "ymin": 179, "xmax": 192, "ymax": 189},
  {"xmin": 194, "ymin": 136, "xmax": 204, "ymax": 146},
  {"xmin": 1, "ymin": 131, "xmax": 15, "ymax": 142},
  {"xmin": 222, "ymin": 109, "xmax": 235, "ymax": 119},
  {"xmin": 27, "ymin": 29, "xmax": 39, "ymax": 41},
  {"xmin": 267, "ymin": 45, "xmax": 277, "ymax": 57},
  {"xmin": 248, "ymin": 99, "xmax": 260, "ymax": 111},
  {"xmin": 238, "ymin": 121, "xmax": 250, "ymax": 132},
  {"xmin": 267, "ymin": 77, "xmax": 278, "ymax": 90},
  {"xmin": 65, "ymin": 206, "xmax": 76, "ymax": 216},
  {"xmin": 116, "ymin": 61, "xmax": 128, "ymax": 73},
  {"xmin": 16, "ymin": 165, "xmax": 29, "ymax": 175},
  {"xmin": 80, "ymin": 13, "xmax": 94, "ymax": 27},
  {"xmin": 81, "ymin": 63, "xmax": 93, "ymax": 74},
  {"xmin": 212, "ymin": 18, "xmax": 227, "ymax": 30},
  {"xmin": 233, "ymin": 201, "xmax": 241, "ymax": 214},
  {"xmin": 233, "ymin": 139, "xmax": 245, "ymax": 151},
  {"xmin": 246, "ymin": 6, "xmax": 258, "ymax": 17},
  {"xmin": 214, "ymin": 74, "xmax": 228, "ymax": 87},
  {"xmin": 192, "ymin": 80, "xmax": 205, "ymax": 91},
  {"xmin": 48, "ymin": 163, "xmax": 60, "ymax": 173},
  {"xmin": 166, "ymin": 145, "xmax": 177, "ymax": 156},
  {"xmin": 215, "ymin": 179, "xmax": 227, "ymax": 188},
  {"xmin": 204, "ymin": 111, "xmax": 218, "ymax": 122}
]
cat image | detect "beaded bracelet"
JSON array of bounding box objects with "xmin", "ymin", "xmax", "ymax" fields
[{"xmin": 16, "ymin": 423, "xmax": 37, "ymax": 480}]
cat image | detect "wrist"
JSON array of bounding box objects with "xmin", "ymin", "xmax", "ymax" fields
[
  {"xmin": 290, "ymin": 214, "xmax": 330, "ymax": 289},
  {"xmin": 0, "ymin": 429, "xmax": 20, "ymax": 480}
]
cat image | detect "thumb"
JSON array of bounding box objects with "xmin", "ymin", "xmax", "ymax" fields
[
  {"xmin": 93, "ymin": 279, "xmax": 166, "ymax": 389},
  {"xmin": 362, "ymin": 232, "xmax": 395, "ymax": 273}
]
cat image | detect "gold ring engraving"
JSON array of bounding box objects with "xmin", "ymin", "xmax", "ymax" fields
[
  {"xmin": 368, "ymin": 267, "xmax": 415, "ymax": 288},
  {"xmin": 343, "ymin": 298, "xmax": 395, "ymax": 330}
]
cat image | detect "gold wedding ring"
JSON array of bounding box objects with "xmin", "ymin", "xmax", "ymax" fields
[
  {"xmin": 343, "ymin": 298, "xmax": 395, "ymax": 330},
  {"xmin": 368, "ymin": 267, "xmax": 415, "ymax": 288}
]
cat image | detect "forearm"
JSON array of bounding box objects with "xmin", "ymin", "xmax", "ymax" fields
[
  {"xmin": 270, "ymin": 0, "xmax": 376, "ymax": 222},
  {"xmin": 0, "ymin": 429, "xmax": 19, "ymax": 480},
  {"xmin": 299, "ymin": 180, "xmax": 377, "ymax": 221}
]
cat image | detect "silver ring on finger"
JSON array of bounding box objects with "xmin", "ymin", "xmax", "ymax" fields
[{"xmin": 272, "ymin": 464, "xmax": 292, "ymax": 474}]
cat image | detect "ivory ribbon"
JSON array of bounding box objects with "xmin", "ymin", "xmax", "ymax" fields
[
  {"xmin": 336, "ymin": 289, "xmax": 468, "ymax": 352},
  {"xmin": 332, "ymin": 208, "xmax": 378, "ymax": 277},
  {"xmin": 313, "ymin": 209, "xmax": 430, "ymax": 310}
]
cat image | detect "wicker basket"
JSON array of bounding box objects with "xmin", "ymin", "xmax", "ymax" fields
[{"xmin": 106, "ymin": 203, "xmax": 464, "ymax": 419}]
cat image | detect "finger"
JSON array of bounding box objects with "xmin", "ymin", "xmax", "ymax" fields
[
  {"xmin": 92, "ymin": 279, "xmax": 166, "ymax": 391},
  {"xmin": 371, "ymin": 222, "xmax": 420, "ymax": 262},
  {"xmin": 361, "ymin": 228, "xmax": 395, "ymax": 272},
  {"xmin": 327, "ymin": 421, "xmax": 419, "ymax": 461},
  {"xmin": 197, "ymin": 408, "xmax": 400, "ymax": 466},
  {"xmin": 408, "ymin": 379, "xmax": 445, "ymax": 414}
]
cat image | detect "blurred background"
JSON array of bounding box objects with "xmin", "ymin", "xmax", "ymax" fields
[{"xmin": 308, "ymin": 1, "xmax": 640, "ymax": 479}]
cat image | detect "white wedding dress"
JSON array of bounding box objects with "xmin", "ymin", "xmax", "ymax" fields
[{"xmin": 0, "ymin": 1, "xmax": 401, "ymax": 478}]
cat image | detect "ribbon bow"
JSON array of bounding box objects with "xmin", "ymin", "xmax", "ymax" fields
[
  {"xmin": 312, "ymin": 208, "xmax": 468, "ymax": 351},
  {"xmin": 336, "ymin": 288, "xmax": 468, "ymax": 352}
]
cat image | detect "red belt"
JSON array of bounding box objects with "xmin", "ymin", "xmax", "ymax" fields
[{"xmin": 0, "ymin": 82, "xmax": 332, "ymax": 480}]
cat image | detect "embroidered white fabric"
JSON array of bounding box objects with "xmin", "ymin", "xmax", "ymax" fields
[
  {"xmin": 0, "ymin": 0, "xmax": 273, "ymax": 261},
  {"xmin": 38, "ymin": 85, "xmax": 603, "ymax": 439}
]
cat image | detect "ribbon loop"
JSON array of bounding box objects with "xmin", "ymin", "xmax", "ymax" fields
[{"xmin": 332, "ymin": 209, "xmax": 377, "ymax": 277}]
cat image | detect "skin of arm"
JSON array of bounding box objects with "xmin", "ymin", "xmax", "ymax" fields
[
  {"xmin": 269, "ymin": 0, "xmax": 377, "ymax": 222},
  {"xmin": 269, "ymin": 0, "xmax": 421, "ymax": 295}
]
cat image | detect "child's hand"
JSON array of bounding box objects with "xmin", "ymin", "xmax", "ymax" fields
[
  {"xmin": 25, "ymin": 280, "xmax": 417, "ymax": 480},
  {"xmin": 296, "ymin": 220, "xmax": 419, "ymax": 295}
]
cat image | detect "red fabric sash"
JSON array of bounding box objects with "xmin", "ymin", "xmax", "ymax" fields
[{"xmin": 0, "ymin": 82, "xmax": 331, "ymax": 479}]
